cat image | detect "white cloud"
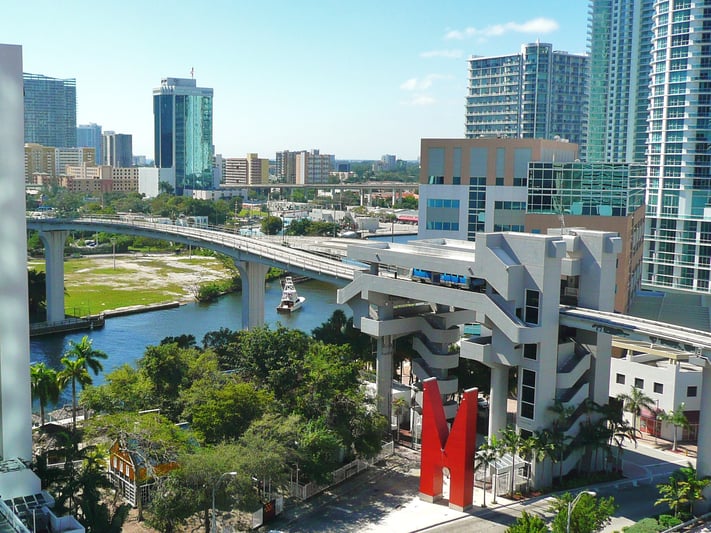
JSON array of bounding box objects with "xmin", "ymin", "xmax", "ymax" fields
[
  {"xmin": 445, "ymin": 17, "xmax": 559, "ymax": 40},
  {"xmin": 420, "ymin": 49, "xmax": 463, "ymax": 59}
]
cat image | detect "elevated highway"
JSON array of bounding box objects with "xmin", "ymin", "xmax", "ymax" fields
[{"xmin": 27, "ymin": 216, "xmax": 362, "ymax": 328}]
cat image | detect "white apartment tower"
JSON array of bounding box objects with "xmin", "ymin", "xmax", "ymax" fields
[{"xmin": 643, "ymin": 1, "xmax": 711, "ymax": 293}]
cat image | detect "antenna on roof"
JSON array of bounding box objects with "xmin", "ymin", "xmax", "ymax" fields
[{"xmin": 190, "ymin": 67, "xmax": 195, "ymax": 79}]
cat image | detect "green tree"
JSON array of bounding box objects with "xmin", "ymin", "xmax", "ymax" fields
[
  {"xmin": 549, "ymin": 491, "xmax": 617, "ymax": 533},
  {"xmin": 616, "ymin": 386, "xmax": 655, "ymax": 444},
  {"xmin": 28, "ymin": 268, "xmax": 47, "ymax": 316},
  {"xmin": 506, "ymin": 510, "xmax": 548, "ymax": 533},
  {"xmin": 475, "ymin": 442, "xmax": 499, "ymax": 507},
  {"xmin": 80, "ymin": 364, "xmax": 154, "ymax": 414},
  {"xmin": 30, "ymin": 362, "xmax": 60, "ymax": 426},
  {"xmin": 181, "ymin": 376, "xmax": 272, "ymax": 444},
  {"xmin": 656, "ymin": 464, "xmax": 711, "ymax": 518},
  {"xmin": 65, "ymin": 336, "xmax": 108, "ymax": 376},
  {"xmin": 500, "ymin": 426, "xmax": 523, "ymax": 497},
  {"xmin": 58, "ymin": 356, "xmax": 92, "ymax": 430},
  {"xmin": 657, "ymin": 403, "xmax": 690, "ymax": 452},
  {"xmin": 261, "ymin": 215, "xmax": 283, "ymax": 235}
]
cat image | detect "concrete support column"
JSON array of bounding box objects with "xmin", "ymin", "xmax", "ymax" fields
[
  {"xmin": 40, "ymin": 230, "xmax": 69, "ymax": 323},
  {"xmin": 236, "ymin": 261, "xmax": 269, "ymax": 330},
  {"xmin": 359, "ymin": 189, "xmax": 364, "ymax": 206},
  {"xmin": 392, "ymin": 188, "xmax": 396, "ymax": 207},
  {"xmin": 488, "ymin": 363, "xmax": 509, "ymax": 439},
  {"xmin": 376, "ymin": 335, "xmax": 394, "ymax": 421},
  {"xmin": 696, "ymin": 362, "xmax": 711, "ymax": 513}
]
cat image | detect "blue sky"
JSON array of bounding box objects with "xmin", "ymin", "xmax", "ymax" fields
[{"xmin": 2, "ymin": 1, "xmax": 589, "ymax": 160}]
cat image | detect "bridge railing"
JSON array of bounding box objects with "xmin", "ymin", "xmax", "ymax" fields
[{"xmin": 28, "ymin": 215, "xmax": 359, "ymax": 281}]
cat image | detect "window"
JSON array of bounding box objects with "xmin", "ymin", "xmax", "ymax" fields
[
  {"xmin": 524, "ymin": 290, "xmax": 540, "ymax": 325},
  {"xmin": 634, "ymin": 378, "xmax": 644, "ymax": 389},
  {"xmin": 616, "ymin": 373, "xmax": 626, "ymax": 385},
  {"xmin": 687, "ymin": 385, "xmax": 698, "ymax": 397},
  {"xmin": 523, "ymin": 344, "xmax": 537, "ymax": 360},
  {"xmin": 520, "ymin": 369, "xmax": 536, "ymax": 420},
  {"xmin": 654, "ymin": 382, "xmax": 664, "ymax": 394}
]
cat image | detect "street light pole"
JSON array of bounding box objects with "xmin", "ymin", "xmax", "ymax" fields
[
  {"xmin": 567, "ymin": 490, "xmax": 596, "ymax": 533},
  {"xmin": 212, "ymin": 471, "xmax": 238, "ymax": 533},
  {"xmin": 111, "ymin": 238, "xmax": 116, "ymax": 270}
]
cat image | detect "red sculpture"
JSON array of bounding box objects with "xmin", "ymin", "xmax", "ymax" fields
[{"xmin": 418, "ymin": 377, "xmax": 478, "ymax": 511}]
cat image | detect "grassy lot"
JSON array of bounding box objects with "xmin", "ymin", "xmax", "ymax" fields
[{"xmin": 28, "ymin": 253, "xmax": 233, "ymax": 315}]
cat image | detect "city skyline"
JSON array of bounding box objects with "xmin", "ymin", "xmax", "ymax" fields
[{"xmin": 3, "ymin": 0, "xmax": 588, "ymax": 160}]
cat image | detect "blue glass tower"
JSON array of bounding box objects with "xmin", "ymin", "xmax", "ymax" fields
[
  {"xmin": 24, "ymin": 73, "xmax": 76, "ymax": 148},
  {"xmin": 153, "ymin": 77, "xmax": 213, "ymax": 194}
]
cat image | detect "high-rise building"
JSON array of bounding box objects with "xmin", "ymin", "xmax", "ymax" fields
[
  {"xmin": 295, "ymin": 149, "xmax": 333, "ymax": 184},
  {"xmin": 643, "ymin": 1, "xmax": 711, "ymax": 293},
  {"xmin": 23, "ymin": 73, "xmax": 77, "ymax": 148},
  {"xmin": 526, "ymin": 161, "xmax": 647, "ymax": 312},
  {"xmin": 77, "ymin": 123, "xmax": 102, "ymax": 164},
  {"xmin": 222, "ymin": 153, "xmax": 269, "ymax": 186},
  {"xmin": 276, "ymin": 150, "xmax": 297, "ymax": 183},
  {"xmin": 418, "ymin": 138, "xmax": 578, "ymax": 241},
  {"xmin": 465, "ymin": 42, "xmax": 589, "ymax": 148},
  {"xmin": 153, "ymin": 77, "xmax": 214, "ymax": 194},
  {"xmin": 102, "ymin": 131, "xmax": 133, "ymax": 167},
  {"xmin": 587, "ymin": 0, "xmax": 654, "ymax": 163}
]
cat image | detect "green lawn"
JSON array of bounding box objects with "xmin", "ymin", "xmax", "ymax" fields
[{"xmin": 29, "ymin": 254, "xmax": 232, "ymax": 316}]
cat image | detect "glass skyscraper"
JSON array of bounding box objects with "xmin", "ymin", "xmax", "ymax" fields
[
  {"xmin": 644, "ymin": 0, "xmax": 711, "ymax": 292},
  {"xmin": 153, "ymin": 77, "xmax": 213, "ymax": 194},
  {"xmin": 465, "ymin": 42, "xmax": 589, "ymax": 147},
  {"xmin": 77, "ymin": 123, "xmax": 102, "ymax": 164},
  {"xmin": 23, "ymin": 73, "xmax": 77, "ymax": 148},
  {"xmin": 587, "ymin": 0, "xmax": 654, "ymax": 163}
]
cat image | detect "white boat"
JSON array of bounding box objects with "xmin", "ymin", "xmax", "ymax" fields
[{"xmin": 276, "ymin": 277, "xmax": 306, "ymax": 312}]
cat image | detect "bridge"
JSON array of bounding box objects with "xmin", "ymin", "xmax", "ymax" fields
[
  {"xmin": 27, "ymin": 215, "xmax": 362, "ymax": 329},
  {"xmin": 24, "ymin": 218, "xmax": 711, "ymax": 504}
]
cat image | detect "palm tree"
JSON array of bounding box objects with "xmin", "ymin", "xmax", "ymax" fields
[
  {"xmin": 57, "ymin": 356, "xmax": 92, "ymax": 430},
  {"xmin": 616, "ymin": 386, "xmax": 655, "ymax": 445},
  {"xmin": 598, "ymin": 400, "xmax": 636, "ymax": 472},
  {"xmin": 500, "ymin": 426, "xmax": 523, "ymax": 497},
  {"xmin": 65, "ymin": 335, "xmax": 108, "ymax": 376},
  {"xmin": 658, "ymin": 403, "xmax": 690, "ymax": 452},
  {"xmin": 475, "ymin": 442, "xmax": 499, "ymax": 508},
  {"xmin": 30, "ymin": 362, "xmax": 60, "ymax": 426}
]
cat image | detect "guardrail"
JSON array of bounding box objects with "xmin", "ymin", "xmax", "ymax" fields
[{"xmin": 27, "ymin": 215, "xmax": 361, "ymax": 281}]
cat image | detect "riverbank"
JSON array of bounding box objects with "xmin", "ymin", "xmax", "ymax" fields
[{"xmin": 29, "ymin": 252, "xmax": 235, "ymax": 316}]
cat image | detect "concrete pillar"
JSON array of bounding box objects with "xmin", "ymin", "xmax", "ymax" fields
[
  {"xmin": 236, "ymin": 261, "xmax": 269, "ymax": 330},
  {"xmin": 392, "ymin": 188, "xmax": 396, "ymax": 207},
  {"xmin": 40, "ymin": 230, "xmax": 69, "ymax": 323},
  {"xmin": 376, "ymin": 335, "xmax": 394, "ymax": 421},
  {"xmin": 0, "ymin": 43, "xmax": 34, "ymax": 463},
  {"xmin": 489, "ymin": 363, "xmax": 509, "ymax": 439},
  {"xmin": 696, "ymin": 362, "xmax": 711, "ymax": 513},
  {"xmin": 359, "ymin": 189, "xmax": 364, "ymax": 207}
]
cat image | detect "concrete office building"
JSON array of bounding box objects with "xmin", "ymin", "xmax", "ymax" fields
[
  {"xmin": 465, "ymin": 42, "xmax": 588, "ymax": 148},
  {"xmin": 339, "ymin": 228, "xmax": 622, "ymax": 488},
  {"xmin": 276, "ymin": 150, "xmax": 297, "ymax": 183},
  {"xmin": 102, "ymin": 131, "xmax": 133, "ymax": 167},
  {"xmin": 417, "ymin": 138, "xmax": 578, "ymax": 241},
  {"xmin": 222, "ymin": 153, "xmax": 269, "ymax": 186},
  {"xmin": 587, "ymin": 0, "xmax": 654, "ymax": 163},
  {"xmin": 23, "ymin": 72, "xmax": 77, "ymax": 148},
  {"xmin": 296, "ymin": 149, "xmax": 333, "ymax": 185},
  {"xmin": 77, "ymin": 123, "xmax": 102, "ymax": 164},
  {"xmin": 526, "ymin": 161, "xmax": 647, "ymax": 313},
  {"xmin": 153, "ymin": 77, "xmax": 214, "ymax": 194},
  {"xmin": 24, "ymin": 142, "xmax": 56, "ymax": 183},
  {"xmin": 55, "ymin": 146, "xmax": 95, "ymax": 176}
]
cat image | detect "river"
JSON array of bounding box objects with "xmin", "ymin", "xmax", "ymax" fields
[{"xmin": 30, "ymin": 279, "xmax": 349, "ymax": 406}]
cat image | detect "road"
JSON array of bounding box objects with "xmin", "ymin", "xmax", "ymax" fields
[{"xmin": 269, "ymin": 441, "xmax": 695, "ymax": 532}]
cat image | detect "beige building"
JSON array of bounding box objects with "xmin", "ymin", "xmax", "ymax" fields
[
  {"xmin": 295, "ymin": 149, "xmax": 332, "ymax": 185},
  {"xmin": 24, "ymin": 143, "xmax": 55, "ymax": 183},
  {"xmin": 55, "ymin": 147, "xmax": 95, "ymax": 176},
  {"xmin": 223, "ymin": 153, "xmax": 269, "ymax": 186}
]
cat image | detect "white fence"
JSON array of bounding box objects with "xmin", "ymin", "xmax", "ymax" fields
[{"xmin": 289, "ymin": 441, "xmax": 394, "ymax": 501}]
